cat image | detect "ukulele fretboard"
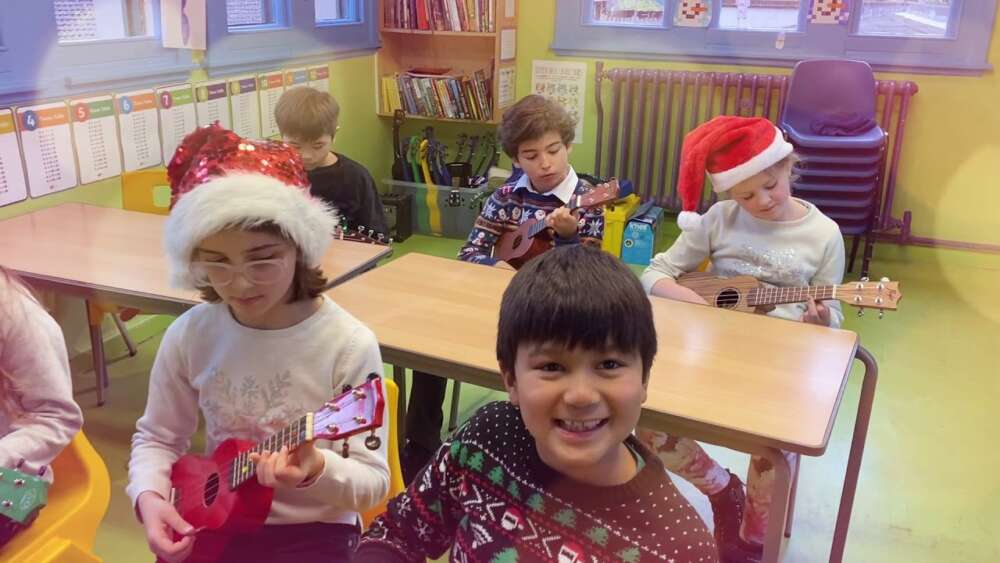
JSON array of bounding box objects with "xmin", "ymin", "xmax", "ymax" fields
[
  {"xmin": 748, "ymin": 285, "xmax": 837, "ymax": 307},
  {"xmin": 228, "ymin": 414, "xmax": 311, "ymax": 490}
]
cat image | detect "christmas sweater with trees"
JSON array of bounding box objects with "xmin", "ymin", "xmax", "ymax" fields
[
  {"xmin": 355, "ymin": 401, "xmax": 718, "ymax": 563},
  {"xmin": 457, "ymin": 167, "xmax": 605, "ymax": 266}
]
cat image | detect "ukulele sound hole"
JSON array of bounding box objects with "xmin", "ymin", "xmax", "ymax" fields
[
  {"xmin": 204, "ymin": 473, "xmax": 220, "ymax": 506},
  {"xmin": 715, "ymin": 288, "xmax": 741, "ymax": 309}
]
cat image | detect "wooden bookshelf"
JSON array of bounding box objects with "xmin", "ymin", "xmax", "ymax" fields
[{"xmin": 377, "ymin": 0, "xmax": 518, "ymax": 124}]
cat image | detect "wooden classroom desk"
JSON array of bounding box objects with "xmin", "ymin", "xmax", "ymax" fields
[
  {"xmin": 0, "ymin": 203, "xmax": 392, "ymax": 403},
  {"xmin": 327, "ymin": 252, "xmax": 879, "ymax": 563}
]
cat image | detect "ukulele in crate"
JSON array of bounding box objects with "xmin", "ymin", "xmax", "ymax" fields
[
  {"xmin": 677, "ymin": 273, "xmax": 902, "ymax": 318},
  {"xmin": 0, "ymin": 463, "xmax": 48, "ymax": 548},
  {"xmin": 494, "ymin": 180, "xmax": 622, "ymax": 270},
  {"xmin": 335, "ymin": 222, "xmax": 391, "ymax": 246},
  {"xmin": 165, "ymin": 375, "xmax": 385, "ymax": 562}
]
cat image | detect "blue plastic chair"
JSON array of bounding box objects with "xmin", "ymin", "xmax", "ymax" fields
[{"xmin": 780, "ymin": 59, "xmax": 885, "ymax": 150}]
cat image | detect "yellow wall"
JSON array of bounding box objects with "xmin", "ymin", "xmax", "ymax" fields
[
  {"xmin": 0, "ymin": 55, "xmax": 389, "ymax": 221},
  {"xmin": 514, "ymin": 2, "xmax": 1000, "ymax": 246}
]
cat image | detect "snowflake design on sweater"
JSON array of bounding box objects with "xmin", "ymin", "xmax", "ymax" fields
[
  {"xmin": 483, "ymin": 201, "xmax": 499, "ymax": 220},
  {"xmin": 728, "ymin": 243, "xmax": 809, "ymax": 286},
  {"xmin": 199, "ymin": 368, "xmax": 303, "ymax": 449}
]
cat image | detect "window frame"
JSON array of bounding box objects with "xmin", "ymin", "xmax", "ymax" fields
[
  {"xmin": 204, "ymin": 0, "xmax": 378, "ymax": 76},
  {"xmin": 0, "ymin": 0, "xmax": 196, "ymax": 107},
  {"xmin": 552, "ymin": 0, "xmax": 996, "ymax": 75}
]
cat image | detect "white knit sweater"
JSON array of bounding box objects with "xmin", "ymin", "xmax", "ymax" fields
[
  {"xmin": 126, "ymin": 296, "xmax": 390, "ymax": 525},
  {"xmin": 641, "ymin": 199, "xmax": 846, "ymax": 328},
  {"xmin": 0, "ymin": 273, "xmax": 82, "ymax": 482}
]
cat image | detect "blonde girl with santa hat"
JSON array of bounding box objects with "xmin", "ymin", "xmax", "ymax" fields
[
  {"xmin": 126, "ymin": 125, "xmax": 388, "ymax": 562},
  {"xmin": 639, "ymin": 116, "xmax": 846, "ymax": 562}
]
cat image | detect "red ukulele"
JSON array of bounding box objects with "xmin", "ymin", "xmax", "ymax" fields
[
  {"xmin": 165, "ymin": 375, "xmax": 385, "ymax": 562},
  {"xmin": 493, "ymin": 180, "xmax": 622, "ymax": 269}
]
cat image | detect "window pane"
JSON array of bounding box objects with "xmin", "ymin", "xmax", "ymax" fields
[
  {"xmin": 591, "ymin": 0, "xmax": 665, "ymax": 26},
  {"xmin": 719, "ymin": 0, "xmax": 800, "ymax": 31},
  {"xmin": 227, "ymin": 0, "xmax": 271, "ymax": 27},
  {"xmin": 857, "ymin": 0, "xmax": 953, "ymax": 38},
  {"xmin": 316, "ymin": 0, "xmax": 353, "ymax": 22},
  {"xmin": 55, "ymin": 0, "xmax": 150, "ymax": 43}
]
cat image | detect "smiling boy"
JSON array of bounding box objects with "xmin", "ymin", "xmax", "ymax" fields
[{"xmin": 356, "ymin": 244, "xmax": 718, "ymax": 563}]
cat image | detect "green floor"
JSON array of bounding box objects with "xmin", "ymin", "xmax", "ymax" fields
[{"xmin": 75, "ymin": 235, "xmax": 1000, "ymax": 562}]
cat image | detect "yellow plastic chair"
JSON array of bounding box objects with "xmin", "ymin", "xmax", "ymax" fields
[
  {"xmin": 361, "ymin": 379, "xmax": 406, "ymax": 529},
  {"xmin": 1, "ymin": 432, "xmax": 111, "ymax": 562}
]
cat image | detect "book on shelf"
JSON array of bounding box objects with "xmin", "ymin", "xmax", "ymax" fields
[
  {"xmin": 383, "ymin": 0, "xmax": 496, "ymax": 33},
  {"xmin": 382, "ymin": 69, "xmax": 494, "ymax": 121}
]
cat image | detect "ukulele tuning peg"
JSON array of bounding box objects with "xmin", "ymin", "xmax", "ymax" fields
[
  {"xmin": 365, "ymin": 431, "xmax": 381, "ymax": 451},
  {"xmin": 879, "ymin": 310, "xmax": 885, "ymax": 320},
  {"xmin": 341, "ymin": 384, "xmax": 353, "ymax": 393},
  {"xmin": 367, "ymin": 372, "xmax": 380, "ymax": 381},
  {"xmin": 14, "ymin": 459, "xmax": 24, "ymax": 470},
  {"xmin": 1, "ymin": 500, "xmax": 12, "ymax": 509},
  {"xmin": 37, "ymin": 466, "xmax": 47, "ymax": 478},
  {"xmin": 860, "ymin": 276, "xmax": 870, "ymax": 283},
  {"xmin": 857, "ymin": 308, "xmax": 865, "ymax": 318},
  {"xmin": 880, "ymin": 277, "xmax": 890, "ymax": 282},
  {"xmin": 341, "ymin": 441, "xmax": 350, "ymax": 458}
]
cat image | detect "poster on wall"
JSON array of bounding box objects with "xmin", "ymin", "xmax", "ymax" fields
[
  {"xmin": 195, "ymin": 80, "xmax": 232, "ymax": 129},
  {"xmin": 115, "ymin": 89, "xmax": 162, "ymax": 171},
  {"xmin": 229, "ymin": 75, "xmax": 262, "ymax": 139},
  {"xmin": 16, "ymin": 102, "xmax": 78, "ymax": 198},
  {"xmin": 69, "ymin": 95, "xmax": 123, "ymax": 185},
  {"xmin": 531, "ymin": 60, "xmax": 587, "ymax": 144},
  {"xmin": 161, "ymin": 0, "xmax": 207, "ymax": 49},
  {"xmin": 156, "ymin": 83, "xmax": 198, "ymax": 165},
  {"xmin": 0, "ymin": 109, "xmax": 28, "ymax": 207},
  {"xmin": 309, "ymin": 65, "xmax": 331, "ymax": 93},
  {"xmin": 258, "ymin": 72, "xmax": 285, "ymax": 138},
  {"xmin": 498, "ymin": 67, "xmax": 516, "ymax": 111},
  {"xmin": 284, "ymin": 67, "xmax": 310, "ymax": 89}
]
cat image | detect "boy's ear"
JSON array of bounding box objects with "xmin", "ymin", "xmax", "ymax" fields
[
  {"xmin": 500, "ymin": 365, "xmax": 519, "ymax": 405},
  {"xmin": 565, "ymin": 143, "xmax": 573, "ymax": 157}
]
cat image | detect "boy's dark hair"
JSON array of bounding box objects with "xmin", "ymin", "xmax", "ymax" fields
[
  {"xmin": 496, "ymin": 245, "xmax": 657, "ymax": 381},
  {"xmin": 196, "ymin": 222, "xmax": 328, "ymax": 303},
  {"xmin": 274, "ymin": 86, "xmax": 340, "ymax": 141},
  {"xmin": 498, "ymin": 94, "xmax": 576, "ymax": 158}
]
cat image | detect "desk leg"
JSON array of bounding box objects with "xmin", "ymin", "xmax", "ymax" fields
[
  {"xmin": 829, "ymin": 347, "xmax": 878, "ymax": 563},
  {"xmin": 785, "ymin": 454, "xmax": 801, "ymax": 538},
  {"xmin": 85, "ymin": 301, "xmax": 109, "ymax": 407},
  {"xmin": 761, "ymin": 447, "xmax": 792, "ymax": 563},
  {"xmin": 393, "ymin": 365, "xmax": 408, "ymax": 450}
]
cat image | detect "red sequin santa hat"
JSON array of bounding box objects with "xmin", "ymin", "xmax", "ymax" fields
[
  {"xmin": 163, "ymin": 124, "xmax": 337, "ymax": 289},
  {"xmin": 676, "ymin": 116, "xmax": 793, "ymax": 231}
]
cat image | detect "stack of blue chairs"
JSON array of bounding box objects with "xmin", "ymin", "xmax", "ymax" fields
[{"xmin": 780, "ymin": 59, "xmax": 887, "ymax": 277}]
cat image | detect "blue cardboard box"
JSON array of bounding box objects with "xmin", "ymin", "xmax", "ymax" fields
[{"xmin": 621, "ymin": 201, "xmax": 664, "ymax": 266}]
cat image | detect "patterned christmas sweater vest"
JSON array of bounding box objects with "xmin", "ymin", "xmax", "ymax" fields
[
  {"xmin": 356, "ymin": 402, "xmax": 718, "ymax": 563},
  {"xmin": 457, "ymin": 181, "xmax": 605, "ymax": 266}
]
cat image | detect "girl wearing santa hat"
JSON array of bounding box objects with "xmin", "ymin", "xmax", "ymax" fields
[
  {"xmin": 126, "ymin": 125, "xmax": 389, "ymax": 562},
  {"xmin": 639, "ymin": 116, "xmax": 846, "ymax": 562}
]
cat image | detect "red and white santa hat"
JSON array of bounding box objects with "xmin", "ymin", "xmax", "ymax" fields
[
  {"xmin": 164, "ymin": 124, "xmax": 338, "ymax": 289},
  {"xmin": 676, "ymin": 116, "xmax": 793, "ymax": 231}
]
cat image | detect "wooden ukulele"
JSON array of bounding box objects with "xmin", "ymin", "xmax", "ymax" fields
[
  {"xmin": 165, "ymin": 375, "xmax": 385, "ymax": 562},
  {"xmin": 0, "ymin": 464, "xmax": 48, "ymax": 548},
  {"xmin": 494, "ymin": 180, "xmax": 621, "ymax": 270},
  {"xmin": 677, "ymin": 272, "xmax": 902, "ymax": 318}
]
